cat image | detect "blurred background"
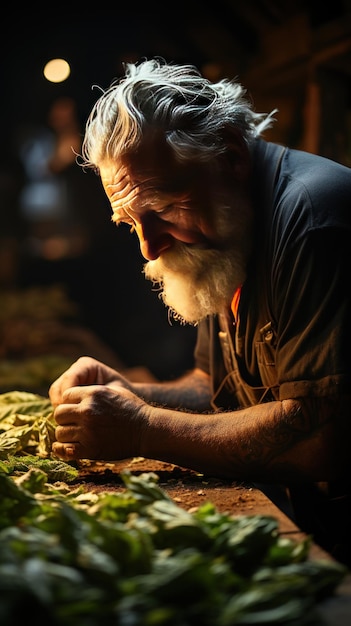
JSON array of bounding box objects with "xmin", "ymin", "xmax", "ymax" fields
[{"xmin": 0, "ymin": 2, "xmax": 350, "ymax": 392}]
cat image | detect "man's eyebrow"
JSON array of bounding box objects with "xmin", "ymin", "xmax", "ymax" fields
[{"xmin": 130, "ymin": 178, "xmax": 168, "ymax": 203}]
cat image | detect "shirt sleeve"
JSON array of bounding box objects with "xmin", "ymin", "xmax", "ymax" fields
[{"xmin": 273, "ymin": 227, "xmax": 351, "ymax": 399}]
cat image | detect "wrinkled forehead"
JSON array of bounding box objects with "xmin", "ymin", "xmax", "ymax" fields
[
  {"xmin": 100, "ymin": 133, "xmax": 220, "ymax": 211},
  {"xmin": 101, "ymin": 132, "xmax": 207, "ymax": 201},
  {"xmin": 101, "ymin": 166, "xmax": 163, "ymax": 216}
]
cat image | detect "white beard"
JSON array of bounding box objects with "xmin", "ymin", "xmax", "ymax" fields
[
  {"xmin": 144, "ymin": 239, "xmax": 248, "ymax": 325},
  {"xmin": 143, "ymin": 187, "xmax": 253, "ymax": 325}
]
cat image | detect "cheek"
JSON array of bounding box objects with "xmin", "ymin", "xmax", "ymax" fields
[{"xmin": 167, "ymin": 224, "xmax": 210, "ymax": 246}]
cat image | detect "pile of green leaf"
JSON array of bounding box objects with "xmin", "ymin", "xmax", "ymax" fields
[
  {"xmin": 0, "ymin": 390, "xmax": 56, "ymax": 459},
  {"xmin": 0, "ymin": 391, "xmax": 79, "ymax": 483},
  {"xmin": 0, "ymin": 391, "xmax": 348, "ymax": 625}
]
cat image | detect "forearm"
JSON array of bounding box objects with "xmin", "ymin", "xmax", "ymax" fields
[
  {"xmin": 140, "ymin": 396, "xmax": 348, "ymax": 482},
  {"xmin": 128, "ymin": 368, "xmax": 213, "ymax": 412}
]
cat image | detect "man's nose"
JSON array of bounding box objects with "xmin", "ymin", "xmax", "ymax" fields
[{"xmin": 136, "ymin": 214, "xmax": 174, "ymax": 261}]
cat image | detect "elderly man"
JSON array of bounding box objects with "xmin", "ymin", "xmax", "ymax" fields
[{"xmin": 49, "ymin": 59, "xmax": 351, "ymax": 565}]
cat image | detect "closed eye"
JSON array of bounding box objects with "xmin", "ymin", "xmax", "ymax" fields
[
  {"xmin": 154, "ymin": 203, "xmax": 192, "ymax": 223},
  {"xmin": 111, "ymin": 209, "xmax": 135, "ymax": 229}
]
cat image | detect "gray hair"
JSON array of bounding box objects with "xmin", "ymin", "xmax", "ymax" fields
[{"xmin": 81, "ymin": 58, "xmax": 276, "ymax": 170}]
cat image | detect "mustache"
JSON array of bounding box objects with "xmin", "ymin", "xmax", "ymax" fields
[{"xmin": 144, "ymin": 240, "xmax": 219, "ymax": 279}]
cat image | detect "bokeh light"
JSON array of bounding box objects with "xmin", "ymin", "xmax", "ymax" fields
[{"xmin": 43, "ymin": 58, "xmax": 71, "ymax": 83}]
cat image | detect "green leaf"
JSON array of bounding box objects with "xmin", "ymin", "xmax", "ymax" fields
[
  {"xmin": 0, "ymin": 448, "xmax": 347, "ymax": 625},
  {"xmin": 0, "ymin": 391, "xmax": 53, "ymax": 419}
]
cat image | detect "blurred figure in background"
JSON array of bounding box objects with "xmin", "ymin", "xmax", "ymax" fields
[{"xmin": 18, "ymin": 96, "xmax": 88, "ymax": 263}]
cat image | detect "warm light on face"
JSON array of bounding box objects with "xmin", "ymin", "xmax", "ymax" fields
[{"xmin": 43, "ymin": 58, "xmax": 71, "ymax": 83}]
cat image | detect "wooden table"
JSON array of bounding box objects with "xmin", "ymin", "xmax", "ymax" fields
[{"xmin": 79, "ymin": 458, "xmax": 351, "ymax": 624}]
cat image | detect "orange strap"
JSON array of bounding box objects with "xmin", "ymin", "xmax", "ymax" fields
[{"xmin": 230, "ymin": 285, "xmax": 242, "ymax": 323}]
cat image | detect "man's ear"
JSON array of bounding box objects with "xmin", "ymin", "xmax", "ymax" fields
[{"xmin": 220, "ymin": 125, "xmax": 251, "ymax": 182}]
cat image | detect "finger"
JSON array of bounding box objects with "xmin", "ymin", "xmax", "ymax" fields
[
  {"xmin": 61, "ymin": 385, "xmax": 86, "ymax": 403},
  {"xmin": 52, "ymin": 441, "xmax": 81, "ymax": 461},
  {"xmin": 49, "ymin": 380, "xmax": 64, "ymax": 407},
  {"xmin": 61, "ymin": 384, "xmax": 104, "ymax": 404},
  {"xmin": 54, "ymin": 403, "xmax": 81, "ymax": 426},
  {"xmin": 49, "ymin": 368, "xmax": 86, "ymax": 406},
  {"xmin": 49, "ymin": 377, "xmax": 78, "ymax": 406},
  {"xmin": 55, "ymin": 423, "xmax": 80, "ymax": 442}
]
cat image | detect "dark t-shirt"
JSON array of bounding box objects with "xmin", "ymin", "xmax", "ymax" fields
[
  {"xmin": 194, "ymin": 139, "xmax": 351, "ymax": 562},
  {"xmin": 195, "ymin": 138, "xmax": 351, "ymax": 409}
]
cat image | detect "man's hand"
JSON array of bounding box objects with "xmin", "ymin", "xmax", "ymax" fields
[
  {"xmin": 51, "ymin": 383, "xmax": 148, "ymax": 461},
  {"xmin": 49, "ymin": 356, "xmax": 133, "ymax": 407}
]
